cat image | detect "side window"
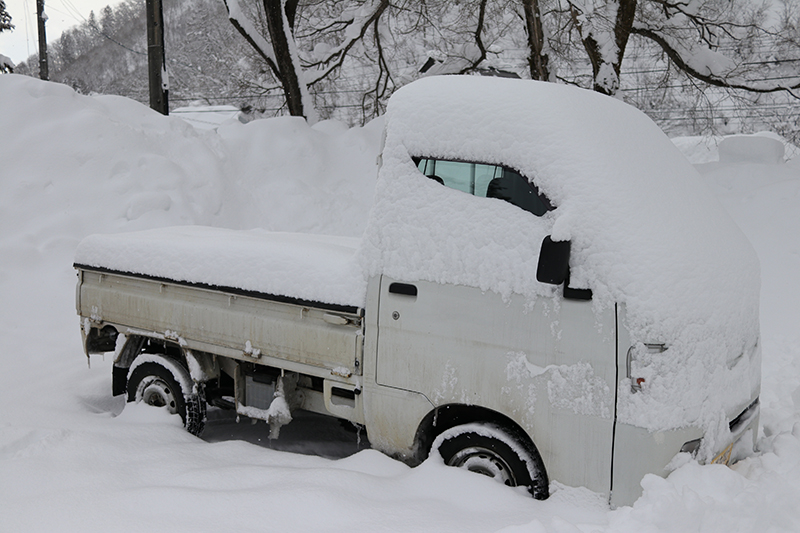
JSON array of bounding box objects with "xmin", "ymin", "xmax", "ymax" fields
[{"xmin": 415, "ymin": 157, "xmax": 553, "ymax": 216}]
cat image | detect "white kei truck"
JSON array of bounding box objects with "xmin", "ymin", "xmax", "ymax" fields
[{"xmin": 74, "ymin": 76, "xmax": 762, "ymax": 507}]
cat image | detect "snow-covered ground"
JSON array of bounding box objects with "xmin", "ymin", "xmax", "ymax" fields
[{"xmin": 1, "ymin": 73, "xmax": 799, "ymax": 532}]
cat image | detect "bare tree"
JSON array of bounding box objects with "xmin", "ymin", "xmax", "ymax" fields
[
  {"xmin": 223, "ymin": 0, "xmax": 389, "ymax": 121},
  {"xmin": 0, "ymin": 0, "xmax": 12, "ymax": 33},
  {"xmin": 0, "ymin": 1, "xmax": 12, "ymax": 74},
  {"xmin": 630, "ymin": 0, "xmax": 800, "ymax": 96},
  {"xmin": 522, "ymin": 0, "xmax": 551, "ymax": 81},
  {"xmin": 540, "ymin": 0, "xmax": 800, "ymax": 97}
]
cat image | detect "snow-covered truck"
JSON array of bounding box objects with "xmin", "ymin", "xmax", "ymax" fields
[{"xmin": 74, "ymin": 76, "xmax": 761, "ymax": 507}]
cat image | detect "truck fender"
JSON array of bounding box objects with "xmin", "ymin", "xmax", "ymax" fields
[
  {"xmin": 413, "ymin": 403, "xmax": 540, "ymax": 464},
  {"xmin": 413, "ymin": 403, "xmax": 549, "ymax": 499}
]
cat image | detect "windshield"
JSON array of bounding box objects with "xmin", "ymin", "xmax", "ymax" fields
[{"xmin": 415, "ymin": 157, "xmax": 553, "ymax": 216}]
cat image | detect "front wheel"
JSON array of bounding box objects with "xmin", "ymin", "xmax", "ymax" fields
[
  {"xmin": 435, "ymin": 423, "xmax": 549, "ymax": 499},
  {"xmin": 127, "ymin": 354, "xmax": 206, "ymax": 436}
]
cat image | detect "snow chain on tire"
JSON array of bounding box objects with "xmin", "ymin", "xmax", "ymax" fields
[
  {"xmin": 127, "ymin": 355, "xmax": 207, "ymax": 437},
  {"xmin": 435, "ymin": 422, "xmax": 549, "ymax": 500},
  {"xmin": 183, "ymin": 390, "xmax": 206, "ymax": 436}
]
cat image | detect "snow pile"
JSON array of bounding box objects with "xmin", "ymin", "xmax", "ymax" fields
[
  {"xmin": 672, "ymin": 131, "xmax": 800, "ymax": 165},
  {"xmin": 361, "ymin": 76, "xmax": 760, "ymax": 441},
  {"xmin": 215, "ymin": 115, "xmax": 382, "ymax": 236},
  {"xmin": 0, "ymin": 74, "xmax": 379, "ymax": 246},
  {"xmin": 1, "ymin": 73, "xmax": 378, "ymax": 306},
  {"xmin": 718, "ymin": 134, "xmax": 785, "ymax": 165}
]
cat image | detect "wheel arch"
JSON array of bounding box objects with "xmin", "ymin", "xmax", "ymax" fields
[
  {"xmin": 413, "ymin": 403, "xmax": 549, "ymax": 498},
  {"xmin": 112, "ymin": 334, "xmax": 188, "ymax": 396},
  {"xmin": 126, "ymin": 352, "xmax": 206, "ymax": 436},
  {"xmin": 413, "ymin": 403, "xmax": 539, "ymax": 463}
]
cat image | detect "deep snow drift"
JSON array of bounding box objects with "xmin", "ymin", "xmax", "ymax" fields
[{"xmin": 2, "ymin": 74, "xmax": 800, "ymax": 532}]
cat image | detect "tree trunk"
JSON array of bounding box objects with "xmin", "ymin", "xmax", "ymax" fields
[
  {"xmin": 572, "ymin": 0, "xmax": 637, "ymax": 95},
  {"xmin": 284, "ymin": 0, "xmax": 298, "ymax": 30},
  {"xmin": 522, "ymin": 0, "xmax": 550, "ymax": 81},
  {"xmin": 263, "ymin": 0, "xmax": 305, "ymax": 117}
]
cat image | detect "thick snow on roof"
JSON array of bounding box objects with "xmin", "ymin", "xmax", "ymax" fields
[
  {"xmin": 76, "ymin": 227, "xmax": 364, "ymax": 308},
  {"xmin": 361, "ymin": 76, "xmax": 760, "ymax": 437}
]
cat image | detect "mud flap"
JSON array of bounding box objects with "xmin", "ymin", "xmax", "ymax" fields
[{"xmin": 112, "ymin": 365, "xmax": 128, "ymax": 397}]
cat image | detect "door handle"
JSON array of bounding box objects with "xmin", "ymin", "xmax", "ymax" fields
[{"xmin": 388, "ymin": 282, "xmax": 418, "ymax": 297}]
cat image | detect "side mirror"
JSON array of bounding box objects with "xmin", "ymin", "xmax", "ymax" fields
[{"xmin": 536, "ymin": 236, "xmax": 570, "ymax": 285}]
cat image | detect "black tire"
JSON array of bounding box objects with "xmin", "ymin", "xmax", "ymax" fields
[
  {"xmin": 437, "ymin": 423, "xmax": 549, "ymax": 500},
  {"xmin": 127, "ymin": 357, "xmax": 206, "ymax": 436}
]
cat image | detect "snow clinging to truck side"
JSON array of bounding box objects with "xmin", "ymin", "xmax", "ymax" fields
[{"xmin": 359, "ymin": 76, "xmax": 760, "ymax": 445}]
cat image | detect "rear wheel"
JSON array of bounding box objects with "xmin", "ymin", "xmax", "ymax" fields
[
  {"xmin": 436, "ymin": 423, "xmax": 548, "ymax": 499},
  {"xmin": 127, "ymin": 355, "xmax": 206, "ymax": 436}
]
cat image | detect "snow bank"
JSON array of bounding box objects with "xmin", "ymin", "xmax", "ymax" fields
[
  {"xmin": 360, "ymin": 76, "xmax": 760, "ymax": 439},
  {"xmin": 0, "ymin": 73, "xmax": 379, "ymax": 308},
  {"xmin": 171, "ymin": 105, "xmax": 243, "ymax": 130},
  {"xmin": 672, "ymin": 132, "xmax": 799, "ymax": 165},
  {"xmin": 0, "ymin": 74, "xmax": 379, "ymax": 246},
  {"xmin": 215, "ymin": 114, "xmax": 382, "ymax": 236},
  {"xmin": 718, "ymin": 134, "xmax": 785, "ymax": 165},
  {"xmin": 0, "ymin": 75, "xmax": 225, "ymax": 250}
]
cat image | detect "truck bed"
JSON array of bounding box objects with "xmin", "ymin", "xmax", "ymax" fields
[
  {"xmin": 76, "ymin": 266, "xmax": 364, "ymax": 378},
  {"xmin": 74, "ymin": 226, "xmax": 367, "ymax": 310}
]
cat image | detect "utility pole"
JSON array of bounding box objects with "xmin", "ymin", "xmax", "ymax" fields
[
  {"xmin": 145, "ymin": 0, "xmax": 168, "ymax": 114},
  {"xmin": 36, "ymin": 0, "xmax": 48, "ymax": 80}
]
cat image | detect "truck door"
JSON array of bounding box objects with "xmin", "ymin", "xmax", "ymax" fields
[
  {"xmin": 370, "ymin": 156, "xmax": 618, "ymax": 493},
  {"xmin": 375, "ymin": 274, "xmax": 618, "ymax": 495}
]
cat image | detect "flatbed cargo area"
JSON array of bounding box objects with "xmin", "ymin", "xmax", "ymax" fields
[{"xmin": 77, "ymin": 266, "xmax": 364, "ymax": 378}]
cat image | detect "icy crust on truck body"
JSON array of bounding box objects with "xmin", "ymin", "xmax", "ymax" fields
[{"xmin": 359, "ymin": 76, "xmax": 760, "ymax": 448}]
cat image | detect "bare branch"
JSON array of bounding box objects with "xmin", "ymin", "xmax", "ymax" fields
[
  {"xmin": 457, "ymin": 0, "xmax": 489, "ymax": 74},
  {"xmin": 304, "ymin": 0, "xmax": 390, "ymax": 86},
  {"xmin": 632, "ymin": 25, "xmax": 800, "ymax": 95},
  {"xmin": 362, "ymin": 12, "xmax": 392, "ymax": 123},
  {"xmin": 222, "ymin": 0, "xmax": 279, "ymax": 77}
]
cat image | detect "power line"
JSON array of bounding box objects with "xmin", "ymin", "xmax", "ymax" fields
[{"xmin": 23, "ymin": 0, "xmax": 32, "ymax": 58}]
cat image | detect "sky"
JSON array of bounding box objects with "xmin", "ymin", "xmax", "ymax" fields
[{"xmin": 0, "ymin": 0, "xmax": 121, "ymax": 64}]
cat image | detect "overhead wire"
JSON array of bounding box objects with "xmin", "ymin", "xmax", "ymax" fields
[
  {"xmin": 21, "ymin": 0, "xmax": 797, "ymax": 133},
  {"xmin": 22, "ymin": 0, "xmax": 32, "ymax": 58}
]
